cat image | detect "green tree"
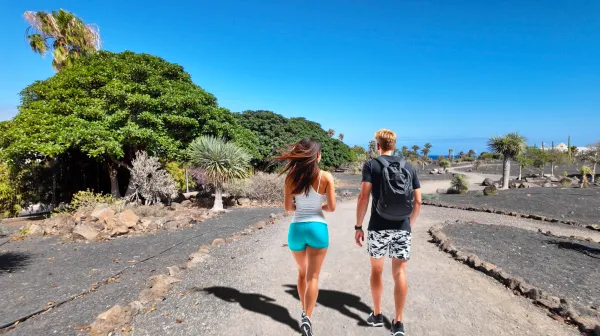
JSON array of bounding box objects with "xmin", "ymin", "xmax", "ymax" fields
[
  {"xmin": 547, "ymin": 149, "xmax": 568, "ymax": 176},
  {"xmin": 0, "ymin": 163, "xmax": 23, "ymax": 218},
  {"xmin": 24, "ymin": 9, "xmax": 101, "ymax": 71},
  {"xmin": 468, "ymin": 149, "xmax": 476, "ymax": 158},
  {"xmin": 352, "ymin": 145, "xmax": 368, "ymax": 162},
  {"xmin": 421, "ymin": 143, "xmax": 432, "ymax": 159},
  {"xmin": 2, "ymin": 51, "xmax": 256, "ymax": 198},
  {"xmin": 488, "ymin": 133, "xmax": 526, "ymax": 189},
  {"xmin": 401, "ymin": 146, "xmax": 409, "ymax": 159},
  {"xmin": 187, "ymin": 136, "xmax": 251, "ymax": 211},
  {"xmin": 411, "ymin": 145, "xmax": 420, "ymax": 157},
  {"xmin": 529, "ymin": 146, "xmax": 549, "ymax": 177},
  {"xmin": 516, "ymin": 151, "xmax": 533, "ymax": 180},
  {"xmin": 338, "ymin": 133, "xmax": 344, "ymax": 141}
]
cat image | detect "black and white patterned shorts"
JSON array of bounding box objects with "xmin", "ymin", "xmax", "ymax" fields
[{"xmin": 367, "ymin": 230, "xmax": 412, "ymax": 260}]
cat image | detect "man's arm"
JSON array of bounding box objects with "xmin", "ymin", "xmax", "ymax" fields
[
  {"xmin": 409, "ymin": 188, "xmax": 422, "ymax": 226},
  {"xmin": 356, "ymin": 182, "xmax": 372, "ymax": 228}
]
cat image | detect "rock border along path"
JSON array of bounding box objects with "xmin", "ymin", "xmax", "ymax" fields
[
  {"xmin": 125, "ymin": 200, "xmax": 578, "ymax": 335},
  {"xmin": 430, "ymin": 220, "xmax": 600, "ymax": 335}
]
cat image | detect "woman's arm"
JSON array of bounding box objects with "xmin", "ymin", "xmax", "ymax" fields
[
  {"xmin": 321, "ymin": 172, "xmax": 337, "ymax": 212},
  {"xmin": 284, "ymin": 182, "xmax": 296, "ymax": 212}
]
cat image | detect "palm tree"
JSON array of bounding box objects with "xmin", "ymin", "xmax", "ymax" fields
[
  {"xmin": 580, "ymin": 142, "xmax": 600, "ymax": 183},
  {"xmin": 24, "ymin": 9, "xmax": 101, "ymax": 71},
  {"xmin": 451, "ymin": 174, "xmax": 469, "ymax": 194},
  {"xmin": 187, "ymin": 136, "xmax": 251, "ymax": 211},
  {"xmin": 468, "ymin": 149, "xmax": 476, "ymax": 158},
  {"xmin": 422, "ymin": 143, "xmax": 432, "ymax": 159},
  {"xmin": 327, "ymin": 129, "xmax": 335, "ymax": 138},
  {"xmin": 458, "ymin": 151, "xmax": 465, "ymax": 159},
  {"xmin": 411, "ymin": 145, "xmax": 420, "ymax": 157},
  {"xmin": 338, "ymin": 133, "xmax": 344, "ymax": 141},
  {"xmin": 448, "ymin": 149, "xmax": 454, "ymax": 162},
  {"xmin": 488, "ymin": 133, "xmax": 526, "ymax": 189},
  {"xmin": 401, "ymin": 146, "xmax": 409, "ymax": 158}
]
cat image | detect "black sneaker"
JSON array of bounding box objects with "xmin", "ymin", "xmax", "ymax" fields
[
  {"xmin": 300, "ymin": 314, "xmax": 313, "ymax": 336},
  {"xmin": 367, "ymin": 312, "xmax": 384, "ymax": 327},
  {"xmin": 391, "ymin": 320, "xmax": 405, "ymax": 336}
]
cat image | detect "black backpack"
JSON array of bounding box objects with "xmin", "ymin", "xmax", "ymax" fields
[{"xmin": 374, "ymin": 157, "xmax": 414, "ymax": 220}]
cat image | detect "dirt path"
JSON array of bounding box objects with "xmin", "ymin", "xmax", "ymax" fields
[{"xmin": 129, "ymin": 199, "xmax": 579, "ymax": 335}]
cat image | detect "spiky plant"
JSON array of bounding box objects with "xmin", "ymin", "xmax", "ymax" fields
[
  {"xmin": 451, "ymin": 174, "xmax": 469, "ymax": 194},
  {"xmin": 421, "ymin": 143, "xmax": 433, "ymax": 159},
  {"xmin": 127, "ymin": 151, "xmax": 178, "ymax": 205},
  {"xmin": 581, "ymin": 165, "xmax": 592, "ymax": 188},
  {"xmin": 187, "ymin": 136, "xmax": 251, "ymax": 211},
  {"xmin": 24, "ymin": 9, "xmax": 101, "ymax": 71},
  {"xmin": 488, "ymin": 133, "xmax": 526, "ymax": 189}
]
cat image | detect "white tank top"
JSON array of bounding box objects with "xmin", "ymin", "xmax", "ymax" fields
[{"xmin": 291, "ymin": 171, "xmax": 327, "ymax": 224}]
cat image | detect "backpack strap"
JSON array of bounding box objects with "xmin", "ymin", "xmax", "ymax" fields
[{"xmin": 374, "ymin": 156, "xmax": 390, "ymax": 168}]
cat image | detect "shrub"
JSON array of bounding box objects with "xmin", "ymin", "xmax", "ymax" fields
[
  {"xmin": 560, "ymin": 178, "xmax": 572, "ymax": 187},
  {"xmin": 581, "ymin": 165, "xmax": 592, "ymax": 188},
  {"xmin": 450, "ymin": 174, "xmax": 469, "ymax": 194},
  {"xmin": 561, "ymin": 171, "xmax": 568, "ymax": 178},
  {"xmin": 224, "ymin": 172, "xmax": 285, "ymax": 203},
  {"xmin": 0, "ymin": 163, "xmax": 23, "ymax": 218},
  {"xmin": 439, "ymin": 160, "xmax": 451, "ymax": 169},
  {"xmin": 483, "ymin": 185, "xmax": 498, "ymax": 196},
  {"xmin": 422, "ymin": 193, "xmax": 440, "ymax": 200},
  {"xmin": 165, "ymin": 162, "xmax": 196, "ymax": 192},
  {"xmin": 68, "ymin": 189, "xmax": 117, "ymax": 212},
  {"xmin": 473, "ymin": 159, "xmax": 482, "ymax": 170},
  {"xmin": 462, "ymin": 156, "xmax": 475, "ymax": 162},
  {"xmin": 127, "ymin": 151, "xmax": 178, "ymax": 205}
]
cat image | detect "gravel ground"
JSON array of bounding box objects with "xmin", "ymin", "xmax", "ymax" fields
[
  {"xmin": 443, "ymin": 223, "xmax": 600, "ymax": 313},
  {"xmin": 430, "ymin": 188, "xmax": 600, "ymax": 225},
  {"xmin": 1, "ymin": 207, "xmax": 281, "ymax": 335},
  {"xmin": 126, "ymin": 202, "xmax": 578, "ymax": 336}
]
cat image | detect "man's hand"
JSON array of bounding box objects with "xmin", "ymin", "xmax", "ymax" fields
[{"xmin": 355, "ymin": 229, "xmax": 364, "ymax": 247}]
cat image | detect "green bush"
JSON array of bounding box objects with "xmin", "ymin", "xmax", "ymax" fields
[
  {"xmin": 422, "ymin": 193, "xmax": 440, "ymax": 200},
  {"xmin": 68, "ymin": 189, "xmax": 117, "ymax": 212},
  {"xmin": 450, "ymin": 174, "xmax": 469, "ymax": 194},
  {"xmin": 561, "ymin": 171, "xmax": 568, "ymax": 178},
  {"xmin": 165, "ymin": 162, "xmax": 196, "ymax": 192},
  {"xmin": 462, "ymin": 156, "xmax": 475, "ymax": 162},
  {"xmin": 0, "ymin": 163, "xmax": 23, "ymax": 218},
  {"xmin": 560, "ymin": 178, "xmax": 572, "ymax": 187},
  {"xmin": 479, "ymin": 152, "xmax": 503, "ymax": 160},
  {"xmin": 439, "ymin": 160, "xmax": 451, "ymax": 169}
]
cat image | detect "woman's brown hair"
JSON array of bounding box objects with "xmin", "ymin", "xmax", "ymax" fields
[{"xmin": 274, "ymin": 137, "xmax": 321, "ymax": 196}]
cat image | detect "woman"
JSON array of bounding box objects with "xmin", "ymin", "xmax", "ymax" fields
[{"xmin": 276, "ymin": 137, "xmax": 336, "ymax": 336}]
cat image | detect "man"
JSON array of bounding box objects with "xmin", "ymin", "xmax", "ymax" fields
[{"xmin": 355, "ymin": 129, "xmax": 422, "ymax": 336}]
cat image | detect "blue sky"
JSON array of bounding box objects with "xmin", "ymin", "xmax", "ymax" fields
[{"xmin": 1, "ymin": 1, "xmax": 599, "ymax": 154}]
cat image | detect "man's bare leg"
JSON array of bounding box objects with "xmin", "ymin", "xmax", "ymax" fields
[
  {"xmin": 391, "ymin": 258, "xmax": 408, "ymax": 322},
  {"xmin": 370, "ymin": 257, "xmax": 385, "ymax": 315}
]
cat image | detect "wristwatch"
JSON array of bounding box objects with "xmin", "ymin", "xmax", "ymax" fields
[{"xmin": 354, "ymin": 226, "xmax": 363, "ymax": 231}]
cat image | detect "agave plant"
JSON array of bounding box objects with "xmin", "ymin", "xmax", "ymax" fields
[
  {"xmin": 451, "ymin": 174, "xmax": 469, "ymax": 194},
  {"xmin": 187, "ymin": 136, "xmax": 251, "ymax": 211},
  {"xmin": 488, "ymin": 133, "xmax": 526, "ymax": 189},
  {"xmin": 24, "ymin": 9, "xmax": 101, "ymax": 71}
]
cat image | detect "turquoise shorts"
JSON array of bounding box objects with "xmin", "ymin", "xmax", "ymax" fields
[{"xmin": 288, "ymin": 222, "xmax": 329, "ymax": 251}]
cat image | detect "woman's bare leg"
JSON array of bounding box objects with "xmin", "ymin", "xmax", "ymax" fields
[
  {"xmin": 291, "ymin": 250, "xmax": 308, "ymax": 311},
  {"xmin": 304, "ymin": 247, "xmax": 328, "ymax": 318}
]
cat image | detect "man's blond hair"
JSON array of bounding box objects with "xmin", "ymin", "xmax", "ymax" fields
[{"xmin": 374, "ymin": 129, "xmax": 397, "ymax": 152}]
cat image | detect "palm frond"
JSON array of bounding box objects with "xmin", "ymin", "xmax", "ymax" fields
[{"xmin": 487, "ymin": 132, "xmax": 526, "ymax": 158}]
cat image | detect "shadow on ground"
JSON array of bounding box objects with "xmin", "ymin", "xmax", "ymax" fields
[
  {"xmin": 283, "ymin": 284, "xmax": 392, "ymax": 329},
  {"xmin": 199, "ymin": 286, "xmax": 300, "ymax": 332},
  {"xmin": 0, "ymin": 252, "xmax": 32, "ymax": 274},
  {"xmin": 546, "ymin": 240, "xmax": 600, "ymax": 259}
]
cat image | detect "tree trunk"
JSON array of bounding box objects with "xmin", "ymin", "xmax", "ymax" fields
[
  {"xmin": 212, "ymin": 186, "xmax": 224, "ymax": 211},
  {"xmin": 593, "ymin": 163, "xmax": 597, "ymax": 183},
  {"xmin": 185, "ymin": 168, "xmax": 189, "ymax": 193},
  {"xmin": 107, "ymin": 163, "xmax": 121, "ymax": 198},
  {"xmin": 518, "ymin": 165, "xmax": 522, "ymax": 181},
  {"xmin": 501, "ymin": 157, "xmax": 510, "ymax": 189},
  {"xmin": 551, "ymin": 162, "xmax": 554, "ymax": 176}
]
